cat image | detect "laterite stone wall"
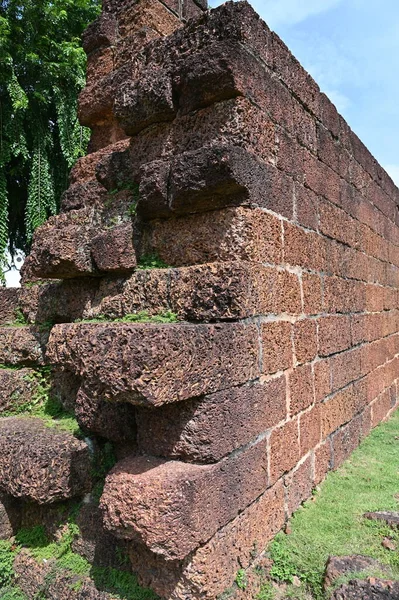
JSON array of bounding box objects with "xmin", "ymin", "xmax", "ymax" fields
[{"xmin": 1, "ymin": 1, "xmax": 399, "ymax": 598}]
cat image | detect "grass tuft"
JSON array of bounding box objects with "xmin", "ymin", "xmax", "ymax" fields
[{"xmin": 259, "ymin": 410, "xmax": 399, "ymax": 599}]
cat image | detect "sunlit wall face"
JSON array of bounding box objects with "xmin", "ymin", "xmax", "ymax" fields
[{"xmin": 209, "ymin": 0, "xmax": 399, "ymax": 188}]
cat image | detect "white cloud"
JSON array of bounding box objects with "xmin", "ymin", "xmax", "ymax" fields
[
  {"xmin": 383, "ymin": 164, "xmax": 399, "ymax": 188},
  {"xmin": 241, "ymin": 0, "xmax": 344, "ymax": 29}
]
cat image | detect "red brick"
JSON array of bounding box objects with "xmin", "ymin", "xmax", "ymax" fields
[
  {"xmin": 294, "ymin": 319, "xmax": 318, "ymax": 364},
  {"xmin": 295, "ymin": 183, "xmax": 319, "ymax": 230},
  {"xmin": 284, "ymin": 222, "xmax": 327, "ymax": 272},
  {"xmin": 289, "ymin": 363, "xmax": 314, "ymax": 416},
  {"xmin": 261, "ymin": 321, "xmax": 293, "ymax": 374},
  {"xmin": 318, "ymin": 315, "xmax": 351, "ymax": 357},
  {"xmin": 314, "ymin": 359, "xmax": 331, "ymax": 402},
  {"xmin": 319, "ymin": 199, "xmax": 359, "ymax": 250},
  {"xmin": 300, "ymin": 404, "xmax": 321, "ymax": 456},
  {"xmin": 330, "ymin": 347, "xmax": 363, "ymax": 392},
  {"xmin": 285, "ymin": 455, "xmax": 314, "ymax": 516},
  {"xmin": 302, "ymin": 273, "xmax": 323, "ymax": 315},
  {"xmin": 136, "ymin": 378, "xmax": 287, "ymax": 462},
  {"xmin": 371, "ymin": 390, "xmax": 392, "ymax": 428},
  {"xmin": 321, "ymin": 385, "xmax": 358, "ymax": 437},
  {"xmin": 144, "ymin": 207, "xmax": 283, "ymax": 267},
  {"xmin": 269, "ymin": 418, "xmax": 300, "ymax": 483},
  {"xmin": 303, "ymin": 151, "xmax": 341, "ymax": 206},
  {"xmin": 101, "ymin": 437, "xmax": 269, "ymax": 559},
  {"xmin": 315, "ymin": 440, "xmax": 331, "ymax": 484},
  {"xmin": 332, "ymin": 415, "xmax": 362, "ymax": 469}
]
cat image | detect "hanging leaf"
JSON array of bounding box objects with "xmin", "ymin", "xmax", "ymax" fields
[
  {"xmin": 0, "ymin": 0, "xmax": 101, "ymax": 264},
  {"xmin": 25, "ymin": 131, "xmax": 56, "ymax": 242}
]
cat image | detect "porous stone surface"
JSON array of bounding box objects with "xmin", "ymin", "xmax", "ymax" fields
[
  {"xmin": 324, "ymin": 555, "xmax": 388, "ymax": 590},
  {"xmin": 6, "ymin": 0, "xmax": 399, "ymax": 597},
  {"xmin": 75, "ymin": 386, "xmax": 137, "ymax": 443},
  {"xmin": 0, "ymin": 418, "xmax": 91, "ymax": 503},
  {"xmin": 46, "ymin": 322, "xmax": 260, "ymax": 406},
  {"xmin": 127, "ymin": 480, "xmax": 285, "ymax": 599},
  {"xmin": 137, "ymin": 145, "xmax": 287, "ymax": 219},
  {"xmin": 101, "ymin": 437, "xmax": 268, "ymax": 560},
  {"xmin": 136, "ymin": 378, "xmax": 286, "ymax": 462},
  {"xmin": 0, "ymin": 288, "xmax": 20, "ymax": 324},
  {"xmin": 0, "ymin": 368, "xmax": 39, "ymax": 413},
  {"xmin": 23, "ymin": 208, "xmax": 101, "ymax": 279},
  {"xmin": 14, "ymin": 550, "xmax": 113, "ymax": 599},
  {"xmin": 0, "ymin": 492, "xmax": 21, "ymax": 539},
  {"xmin": 330, "ymin": 579, "xmax": 399, "ymax": 600},
  {"xmin": 0, "ymin": 326, "xmax": 46, "ymax": 366},
  {"xmin": 91, "ymin": 223, "xmax": 137, "ymax": 273},
  {"xmin": 141, "ymin": 207, "xmax": 283, "ymax": 267},
  {"xmin": 364, "ymin": 511, "xmax": 399, "ymax": 529}
]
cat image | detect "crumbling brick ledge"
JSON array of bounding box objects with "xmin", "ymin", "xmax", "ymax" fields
[{"xmin": 1, "ymin": 0, "xmax": 399, "ymax": 598}]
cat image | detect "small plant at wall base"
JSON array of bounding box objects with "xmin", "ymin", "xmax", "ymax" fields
[
  {"xmin": 256, "ymin": 411, "xmax": 399, "ymax": 600},
  {"xmin": 235, "ymin": 569, "xmax": 248, "ymax": 590},
  {"xmin": 137, "ymin": 254, "xmax": 169, "ymax": 270},
  {"xmin": 2, "ymin": 367, "xmax": 82, "ymax": 436}
]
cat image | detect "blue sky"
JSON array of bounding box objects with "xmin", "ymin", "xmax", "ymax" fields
[{"xmin": 209, "ymin": 0, "xmax": 399, "ymax": 186}]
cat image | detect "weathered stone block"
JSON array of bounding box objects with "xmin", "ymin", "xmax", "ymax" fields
[
  {"xmin": 88, "ymin": 261, "xmax": 300, "ymax": 322},
  {"xmin": 115, "ymin": 68, "xmax": 176, "ymax": 135},
  {"xmin": 70, "ymin": 139, "xmax": 129, "ymax": 186},
  {"xmin": 138, "ymin": 146, "xmax": 293, "ymax": 219},
  {"xmin": 0, "ymin": 327, "xmax": 45, "ymax": 366},
  {"xmin": 19, "ymin": 279, "xmax": 99, "ymax": 325},
  {"xmin": 169, "ymin": 261, "xmax": 301, "ymax": 319},
  {"xmin": 75, "ymin": 387, "xmax": 136, "ymax": 443},
  {"xmin": 136, "ymin": 377, "xmax": 286, "ymax": 462},
  {"xmin": 91, "ymin": 223, "xmax": 137, "ymax": 273},
  {"xmin": 101, "ymin": 437, "xmax": 269, "ymax": 559},
  {"xmin": 60, "ymin": 181, "xmax": 108, "ymax": 213},
  {"xmin": 128, "ymin": 480, "xmax": 285, "ymax": 599},
  {"xmin": 0, "ymin": 418, "xmax": 91, "ymax": 503},
  {"xmin": 141, "ymin": 206, "xmax": 283, "ymax": 267},
  {"xmin": 0, "ymin": 368, "xmax": 39, "ymax": 414},
  {"xmin": 46, "ymin": 322, "xmax": 260, "ymax": 406},
  {"xmin": 0, "ymin": 492, "xmax": 21, "ymax": 539},
  {"xmin": 24, "ymin": 209, "xmax": 101, "ymax": 279},
  {"xmin": 0, "ymin": 288, "xmax": 20, "ymax": 325},
  {"xmin": 82, "ymin": 13, "xmax": 118, "ymax": 54}
]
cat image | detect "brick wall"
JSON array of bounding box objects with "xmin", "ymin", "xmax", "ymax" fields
[{"xmin": 1, "ymin": 1, "xmax": 399, "ymax": 599}]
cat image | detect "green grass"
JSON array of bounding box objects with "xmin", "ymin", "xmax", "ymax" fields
[
  {"xmin": 137, "ymin": 254, "xmax": 169, "ymax": 270},
  {"xmin": 7, "ymin": 521, "xmax": 158, "ymax": 600},
  {"xmin": 260, "ymin": 409, "xmax": 399, "ymax": 599},
  {"xmin": 2, "ymin": 368, "xmax": 82, "ymax": 436},
  {"xmin": 75, "ymin": 310, "xmax": 178, "ymax": 325},
  {"xmin": 0, "ymin": 588, "xmax": 27, "ymax": 600}
]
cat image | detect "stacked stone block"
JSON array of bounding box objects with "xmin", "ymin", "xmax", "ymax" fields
[{"xmin": 1, "ymin": 1, "xmax": 399, "ymax": 598}]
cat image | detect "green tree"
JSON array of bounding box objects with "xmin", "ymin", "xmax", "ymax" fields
[{"xmin": 0, "ymin": 0, "xmax": 100, "ymax": 266}]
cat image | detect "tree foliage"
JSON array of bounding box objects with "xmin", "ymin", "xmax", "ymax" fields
[{"xmin": 0, "ymin": 0, "xmax": 100, "ymax": 262}]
